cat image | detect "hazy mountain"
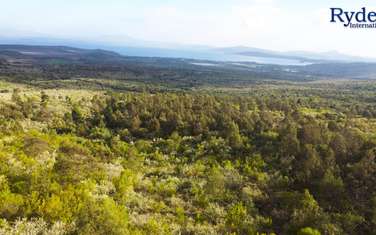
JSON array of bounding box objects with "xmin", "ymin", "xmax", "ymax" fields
[
  {"xmin": 213, "ymin": 46, "xmax": 276, "ymax": 55},
  {"xmin": 214, "ymin": 46, "xmax": 376, "ymax": 63},
  {"xmin": 0, "ymin": 44, "xmax": 127, "ymax": 65},
  {"xmin": 1, "ymin": 35, "xmax": 375, "ymax": 64},
  {"xmin": 285, "ymin": 50, "xmax": 376, "ymax": 63},
  {"xmin": 1, "ymin": 44, "xmax": 376, "ymax": 81}
]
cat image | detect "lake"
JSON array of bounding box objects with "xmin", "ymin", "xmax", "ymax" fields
[{"xmin": 113, "ymin": 47, "xmax": 311, "ymax": 66}]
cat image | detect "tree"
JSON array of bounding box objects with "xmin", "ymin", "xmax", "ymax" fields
[
  {"xmin": 296, "ymin": 145, "xmax": 322, "ymax": 183},
  {"xmin": 298, "ymin": 227, "xmax": 321, "ymax": 235},
  {"xmin": 225, "ymin": 202, "xmax": 255, "ymax": 234},
  {"xmin": 288, "ymin": 190, "xmax": 325, "ymax": 234},
  {"xmin": 298, "ymin": 123, "xmax": 322, "ymax": 145},
  {"xmin": 11, "ymin": 88, "xmax": 22, "ymax": 104},
  {"xmin": 40, "ymin": 91, "xmax": 49, "ymax": 108},
  {"xmin": 225, "ymin": 121, "xmax": 243, "ymax": 149},
  {"xmin": 71, "ymin": 105, "xmax": 84, "ymax": 123},
  {"xmin": 75, "ymin": 198, "xmax": 130, "ymax": 235}
]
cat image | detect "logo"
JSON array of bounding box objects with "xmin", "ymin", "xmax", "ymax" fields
[{"xmin": 330, "ymin": 7, "xmax": 376, "ymax": 28}]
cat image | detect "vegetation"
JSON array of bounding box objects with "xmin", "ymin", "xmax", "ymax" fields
[
  {"xmin": 1, "ymin": 45, "xmax": 376, "ymax": 234},
  {"xmin": 1, "ymin": 77, "xmax": 376, "ymax": 235}
]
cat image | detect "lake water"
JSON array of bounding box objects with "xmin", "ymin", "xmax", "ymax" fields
[{"xmin": 113, "ymin": 47, "xmax": 310, "ymax": 66}]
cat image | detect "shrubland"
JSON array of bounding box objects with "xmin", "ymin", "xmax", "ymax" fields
[{"xmin": 1, "ymin": 79, "xmax": 376, "ymax": 234}]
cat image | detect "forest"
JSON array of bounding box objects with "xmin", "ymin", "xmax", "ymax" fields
[
  {"xmin": 1, "ymin": 45, "xmax": 376, "ymax": 234},
  {"xmin": 1, "ymin": 76, "xmax": 376, "ymax": 235}
]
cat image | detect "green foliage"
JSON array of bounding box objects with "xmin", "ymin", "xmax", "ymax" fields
[
  {"xmin": 0, "ymin": 190, "xmax": 24, "ymax": 220},
  {"xmin": 225, "ymin": 202, "xmax": 255, "ymax": 234},
  {"xmin": 2, "ymin": 83, "xmax": 376, "ymax": 234},
  {"xmin": 298, "ymin": 227, "xmax": 321, "ymax": 235},
  {"xmin": 75, "ymin": 198, "xmax": 129, "ymax": 235}
]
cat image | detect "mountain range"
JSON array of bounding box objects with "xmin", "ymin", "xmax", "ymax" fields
[{"xmin": 1, "ymin": 35, "xmax": 375, "ymax": 65}]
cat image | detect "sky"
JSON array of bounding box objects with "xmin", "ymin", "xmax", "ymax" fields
[{"xmin": 1, "ymin": 0, "xmax": 376, "ymax": 57}]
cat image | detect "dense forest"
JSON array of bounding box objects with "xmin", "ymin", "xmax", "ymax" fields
[{"xmin": 1, "ymin": 77, "xmax": 376, "ymax": 235}]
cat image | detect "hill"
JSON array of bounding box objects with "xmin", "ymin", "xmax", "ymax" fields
[{"xmin": 1, "ymin": 44, "xmax": 376, "ymax": 92}]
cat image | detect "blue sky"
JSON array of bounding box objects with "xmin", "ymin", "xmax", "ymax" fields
[{"xmin": 1, "ymin": 0, "xmax": 376, "ymax": 57}]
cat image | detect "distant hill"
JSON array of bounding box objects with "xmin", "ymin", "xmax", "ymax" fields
[
  {"xmin": 0, "ymin": 45, "xmax": 126, "ymax": 65},
  {"xmin": 214, "ymin": 46, "xmax": 376, "ymax": 63},
  {"xmin": 1, "ymin": 44, "xmax": 376, "ymax": 86},
  {"xmin": 1, "ymin": 36, "xmax": 375, "ymax": 64}
]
